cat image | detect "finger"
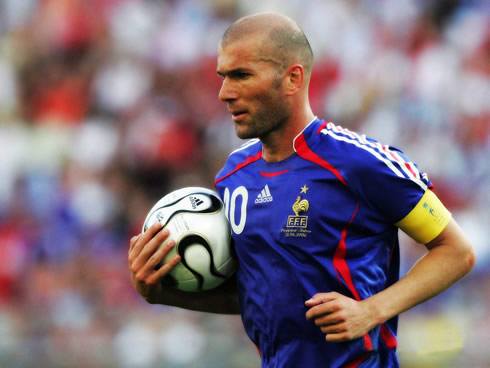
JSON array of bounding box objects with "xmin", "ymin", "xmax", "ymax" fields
[
  {"xmin": 139, "ymin": 222, "xmax": 165, "ymax": 247},
  {"xmin": 137, "ymin": 226, "xmax": 170, "ymax": 262},
  {"xmin": 129, "ymin": 233, "xmax": 142, "ymax": 252},
  {"xmin": 304, "ymin": 298, "xmax": 323, "ymax": 307},
  {"xmin": 129, "ymin": 227, "xmax": 168, "ymax": 275},
  {"xmin": 325, "ymin": 331, "xmax": 354, "ymax": 343},
  {"xmin": 305, "ymin": 301, "xmax": 337, "ymax": 320},
  {"xmin": 147, "ymin": 253, "xmax": 181, "ymax": 285},
  {"xmin": 305, "ymin": 292, "xmax": 338, "ymax": 306},
  {"xmin": 136, "ymin": 238, "xmax": 176, "ymax": 281},
  {"xmin": 312, "ymin": 312, "xmax": 344, "ymax": 327},
  {"xmin": 321, "ymin": 322, "xmax": 345, "ymax": 334},
  {"xmin": 129, "ymin": 224, "xmax": 159, "ymax": 261},
  {"xmin": 129, "ymin": 222, "xmax": 166, "ymax": 262}
]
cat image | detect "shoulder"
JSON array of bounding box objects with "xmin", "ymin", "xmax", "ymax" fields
[
  {"xmin": 294, "ymin": 120, "xmax": 378, "ymax": 186},
  {"xmin": 294, "ymin": 119, "xmax": 436, "ymax": 223},
  {"xmin": 296, "ymin": 120, "xmax": 429, "ymax": 189},
  {"xmin": 215, "ymin": 139, "xmax": 262, "ymax": 186},
  {"xmin": 295, "ymin": 120, "xmax": 378, "ymax": 162}
]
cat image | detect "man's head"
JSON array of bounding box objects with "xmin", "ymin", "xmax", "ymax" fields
[
  {"xmin": 221, "ymin": 13, "xmax": 313, "ymax": 79},
  {"xmin": 217, "ymin": 13, "xmax": 313, "ymax": 141}
]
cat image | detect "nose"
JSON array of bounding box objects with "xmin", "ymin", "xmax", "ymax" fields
[{"xmin": 218, "ymin": 78, "xmax": 237, "ymax": 102}]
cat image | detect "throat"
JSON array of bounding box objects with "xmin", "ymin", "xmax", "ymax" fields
[
  {"xmin": 260, "ymin": 124, "xmax": 300, "ymax": 163},
  {"xmin": 261, "ymin": 144, "xmax": 295, "ymax": 163}
]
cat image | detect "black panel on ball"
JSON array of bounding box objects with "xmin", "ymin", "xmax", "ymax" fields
[{"xmin": 179, "ymin": 234, "xmax": 228, "ymax": 291}]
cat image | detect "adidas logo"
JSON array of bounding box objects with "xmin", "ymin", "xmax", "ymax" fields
[
  {"xmin": 255, "ymin": 184, "xmax": 273, "ymax": 204},
  {"xmin": 189, "ymin": 195, "xmax": 204, "ymax": 209}
]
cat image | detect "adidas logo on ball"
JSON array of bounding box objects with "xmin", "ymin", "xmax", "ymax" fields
[{"xmin": 189, "ymin": 195, "xmax": 204, "ymax": 209}]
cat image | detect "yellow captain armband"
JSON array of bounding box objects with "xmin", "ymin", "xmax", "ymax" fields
[{"xmin": 395, "ymin": 190, "xmax": 452, "ymax": 244}]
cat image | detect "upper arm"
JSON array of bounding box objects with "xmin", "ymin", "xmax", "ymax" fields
[
  {"xmin": 424, "ymin": 217, "xmax": 476, "ymax": 278},
  {"xmin": 395, "ymin": 190, "xmax": 452, "ymax": 245},
  {"xmin": 425, "ymin": 216, "xmax": 473, "ymax": 251},
  {"xmin": 396, "ymin": 190, "xmax": 476, "ymax": 271}
]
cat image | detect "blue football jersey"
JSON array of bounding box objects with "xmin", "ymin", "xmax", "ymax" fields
[{"xmin": 214, "ymin": 118, "xmax": 432, "ymax": 368}]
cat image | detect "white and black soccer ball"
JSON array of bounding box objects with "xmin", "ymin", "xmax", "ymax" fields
[{"xmin": 142, "ymin": 187, "xmax": 236, "ymax": 292}]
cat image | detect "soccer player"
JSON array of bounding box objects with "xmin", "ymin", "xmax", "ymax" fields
[{"xmin": 128, "ymin": 13, "xmax": 475, "ymax": 367}]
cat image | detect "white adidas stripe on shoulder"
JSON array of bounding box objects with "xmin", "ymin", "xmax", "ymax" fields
[
  {"xmin": 322, "ymin": 123, "xmax": 427, "ymax": 191},
  {"xmin": 230, "ymin": 138, "xmax": 261, "ymax": 156}
]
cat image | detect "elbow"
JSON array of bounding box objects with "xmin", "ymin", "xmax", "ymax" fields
[
  {"xmin": 463, "ymin": 243, "xmax": 477, "ymax": 275},
  {"xmin": 459, "ymin": 237, "xmax": 477, "ymax": 277}
]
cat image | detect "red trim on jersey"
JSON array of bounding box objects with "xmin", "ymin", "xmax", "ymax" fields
[
  {"xmin": 378, "ymin": 143, "xmax": 418, "ymax": 180},
  {"xmin": 333, "ymin": 204, "xmax": 373, "ymax": 352},
  {"xmin": 254, "ymin": 344, "xmax": 262, "ymax": 357},
  {"xmin": 333, "ymin": 204, "xmax": 361, "ymax": 301},
  {"xmin": 259, "ymin": 169, "xmax": 289, "ymax": 177},
  {"xmin": 344, "ymin": 352, "xmax": 370, "ymax": 368},
  {"xmin": 379, "ymin": 240, "xmax": 398, "ymax": 350},
  {"xmin": 294, "ymin": 133, "xmax": 348, "ymax": 186},
  {"xmin": 380, "ymin": 324, "xmax": 398, "ymax": 349},
  {"xmin": 215, "ymin": 151, "xmax": 263, "ymax": 186},
  {"xmin": 404, "ymin": 162, "xmax": 417, "ymax": 178},
  {"xmin": 315, "ymin": 121, "xmax": 329, "ymax": 135}
]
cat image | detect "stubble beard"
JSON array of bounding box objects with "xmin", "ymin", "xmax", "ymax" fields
[
  {"xmin": 235, "ymin": 89, "xmax": 290, "ymax": 141},
  {"xmin": 237, "ymin": 111, "xmax": 288, "ymax": 141}
]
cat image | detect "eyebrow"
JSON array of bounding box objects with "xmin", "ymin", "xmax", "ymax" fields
[{"xmin": 216, "ymin": 67, "xmax": 251, "ymax": 77}]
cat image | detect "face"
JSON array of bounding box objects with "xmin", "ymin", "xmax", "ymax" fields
[{"xmin": 217, "ymin": 37, "xmax": 291, "ymax": 140}]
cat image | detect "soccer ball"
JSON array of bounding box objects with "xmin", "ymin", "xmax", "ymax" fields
[{"xmin": 142, "ymin": 187, "xmax": 236, "ymax": 292}]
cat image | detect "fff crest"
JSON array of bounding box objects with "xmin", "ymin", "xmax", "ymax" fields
[{"xmin": 287, "ymin": 195, "xmax": 309, "ymax": 228}]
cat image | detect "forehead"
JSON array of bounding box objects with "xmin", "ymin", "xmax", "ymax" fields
[
  {"xmin": 217, "ymin": 38, "xmax": 262, "ymax": 72},
  {"xmin": 218, "ymin": 31, "xmax": 287, "ymax": 76}
]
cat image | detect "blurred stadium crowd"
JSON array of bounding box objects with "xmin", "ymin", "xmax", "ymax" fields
[{"xmin": 0, "ymin": 0, "xmax": 488, "ymax": 367}]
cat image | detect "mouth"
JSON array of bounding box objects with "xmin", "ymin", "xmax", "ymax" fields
[{"xmin": 229, "ymin": 108, "xmax": 248, "ymax": 121}]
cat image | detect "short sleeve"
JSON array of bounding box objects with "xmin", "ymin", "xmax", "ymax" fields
[{"xmin": 343, "ymin": 142, "xmax": 433, "ymax": 225}]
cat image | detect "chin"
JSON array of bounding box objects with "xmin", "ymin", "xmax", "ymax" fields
[
  {"xmin": 235, "ymin": 126, "xmax": 256, "ymax": 140},
  {"xmin": 236, "ymin": 132, "xmax": 256, "ymax": 140}
]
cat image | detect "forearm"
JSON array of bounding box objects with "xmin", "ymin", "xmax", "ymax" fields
[
  {"xmin": 364, "ymin": 219, "xmax": 475, "ymax": 326},
  {"xmin": 129, "ymin": 223, "xmax": 241, "ymax": 315},
  {"xmin": 366, "ymin": 245, "xmax": 471, "ymax": 325},
  {"xmin": 132, "ymin": 273, "xmax": 241, "ymax": 314}
]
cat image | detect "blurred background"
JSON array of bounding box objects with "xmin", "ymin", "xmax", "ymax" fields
[{"xmin": 0, "ymin": 0, "xmax": 488, "ymax": 367}]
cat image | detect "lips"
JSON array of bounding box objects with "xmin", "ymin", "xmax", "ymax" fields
[
  {"xmin": 229, "ymin": 108, "xmax": 248, "ymax": 121},
  {"xmin": 232, "ymin": 112, "xmax": 247, "ymax": 119},
  {"xmin": 230, "ymin": 109, "xmax": 247, "ymax": 116}
]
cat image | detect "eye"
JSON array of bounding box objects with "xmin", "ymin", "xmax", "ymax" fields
[
  {"xmin": 217, "ymin": 70, "xmax": 252, "ymax": 81},
  {"xmin": 237, "ymin": 72, "xmax": 251, "ymax": 79},
  {"xmin": 230, "ymin": 71, "xmax": 251, "ymax": 80}
]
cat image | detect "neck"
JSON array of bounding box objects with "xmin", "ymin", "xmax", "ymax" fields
[{"xmin": 261, "ymin": 104, "xmax": 315, "ymax": 162}]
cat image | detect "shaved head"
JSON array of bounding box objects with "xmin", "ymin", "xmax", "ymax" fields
[{"xmin": 221, "ymin": 13, "xmax": 313, "ymax": 78}]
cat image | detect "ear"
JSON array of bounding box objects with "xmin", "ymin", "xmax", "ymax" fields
[{"xmin": 285, "ymin": 64, "xmax": 304, "ymax": 95}]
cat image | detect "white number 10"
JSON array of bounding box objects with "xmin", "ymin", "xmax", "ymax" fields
[{"xmin": 223, "ymin": 186, "xmax": 248, "ymax": 234}]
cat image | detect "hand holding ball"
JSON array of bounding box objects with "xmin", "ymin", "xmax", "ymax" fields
[{"xmin": 142, "ymin": 187, "xmax": 236, "ymax": 292}]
